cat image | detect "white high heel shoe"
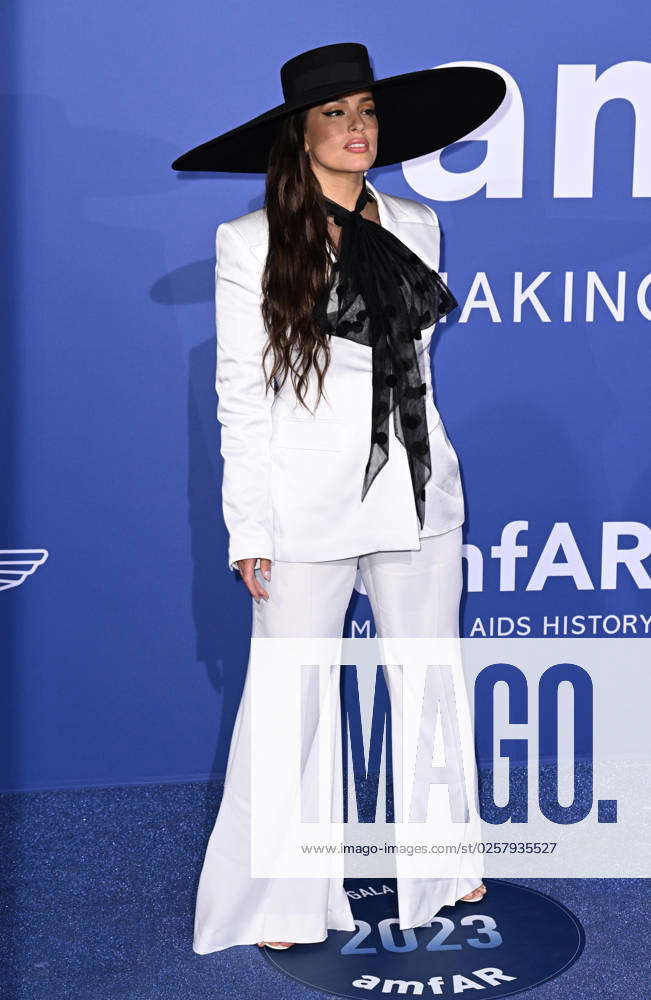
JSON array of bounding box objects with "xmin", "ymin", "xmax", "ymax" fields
[{"xmin": 257, "ymin": 941, "xmax": 295, "ymax": 950}]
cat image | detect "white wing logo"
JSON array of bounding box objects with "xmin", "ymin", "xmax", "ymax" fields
[{"xmin": 0, "ymin": 550, "xmax": 49, "ymax": 591}]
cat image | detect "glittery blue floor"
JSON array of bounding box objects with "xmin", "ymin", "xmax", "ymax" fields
[{"xmin": 0, "ymin": 780, "xmax": 646, "ymax": 1000}]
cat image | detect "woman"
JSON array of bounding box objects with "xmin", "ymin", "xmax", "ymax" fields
[{"xmin": 172, "ymin": 42, "xmax": 506, "ymax": 953}]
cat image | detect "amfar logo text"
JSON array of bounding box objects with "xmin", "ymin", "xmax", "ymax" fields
[
  {"xmin": 353, "ymin": 522, "xmax": 650, "ymax": 603},
  {"xmin": 464, "ymin": 521, "xmax": 650, "ymax": 592},
  {"xmin": 404, "ymin": 60, "xmax": 651, "ymax": 199}
]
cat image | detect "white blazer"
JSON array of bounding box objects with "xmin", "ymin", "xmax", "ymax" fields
[{"xmin": 214, "ymin": 178, "xmax": 465, "ymax": 572}]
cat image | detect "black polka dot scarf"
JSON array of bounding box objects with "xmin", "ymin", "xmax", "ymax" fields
[{"xmin": 312, "ymin": 179, "xmax": 458, "ymax": 530}]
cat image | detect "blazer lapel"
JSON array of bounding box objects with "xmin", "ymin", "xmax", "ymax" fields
[
  {"xmin": 364, "ymin": 178, "xmax": 409, "ymax": 239},
  {"xmin": 365, "ymin": 177, "xmax": 440, "ymax": 274}
]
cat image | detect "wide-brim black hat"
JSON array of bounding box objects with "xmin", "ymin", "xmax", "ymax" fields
[{"xmin": 171, "ymin": 42, "xmax": 506, "ymax": 173}]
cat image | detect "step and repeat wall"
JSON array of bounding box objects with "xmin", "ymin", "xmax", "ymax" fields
[{"xmin": 1, "ymin": 1, "xmax": 648, "ymax": 791}]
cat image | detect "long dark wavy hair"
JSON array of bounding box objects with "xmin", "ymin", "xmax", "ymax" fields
[{"xmin": 260, "ymin": 109, "xmax": 339, "ymax": 413}]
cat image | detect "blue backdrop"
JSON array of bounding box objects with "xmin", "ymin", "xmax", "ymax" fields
[{"xmin": 1, "ymin": 1, "xmax": 649, "ymax": 792}]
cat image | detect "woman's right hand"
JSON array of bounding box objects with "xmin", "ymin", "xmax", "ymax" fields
[{"xmin": 235, "ymin": 558, "xmax": 272, "ymax": 602}]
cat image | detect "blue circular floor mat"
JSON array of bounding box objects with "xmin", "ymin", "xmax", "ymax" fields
[{"xmin": 261, "ymin": 877, "xmax": 585, "ymax": 999}]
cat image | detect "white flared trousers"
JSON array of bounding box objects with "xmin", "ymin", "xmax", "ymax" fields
[{"xmin": 193, "ymin": 525, "xmax": 483, "ymax": 953}]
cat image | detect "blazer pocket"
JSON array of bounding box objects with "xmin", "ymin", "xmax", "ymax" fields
[{"xmin": 273, "ymin": 417, "xmax": 343, "ymax": 452}]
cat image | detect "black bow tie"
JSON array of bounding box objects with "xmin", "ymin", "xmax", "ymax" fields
[
  {"xmin": 323, "ymin": 178, "xmax": 373, "ymax": 223},
  {"xmin": 313, "ymin": 179, "xmax": 458, "ymax": 530}
]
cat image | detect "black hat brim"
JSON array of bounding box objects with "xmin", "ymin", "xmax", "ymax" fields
[{"xmin": 171, "ymin": 65, "xmax": 506, "ymax": 173}]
